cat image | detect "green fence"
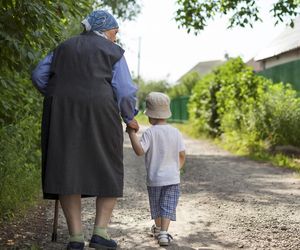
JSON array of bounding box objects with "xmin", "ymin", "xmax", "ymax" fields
[
  {"xmin": 169, "ymin": 96, "xmax": 190, "ymax": 123},
  {"xmin": 258, "ymin": 59, "xmax": 300, "ymax": 91}
]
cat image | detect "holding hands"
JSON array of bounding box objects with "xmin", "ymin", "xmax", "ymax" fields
[
  {"xmin": 125, "ymin": 119, "xmax": 144, "ymax": 156},
  {"xmin": 126, "ymin": 119, "xmax": 139, "ymax": 133}
]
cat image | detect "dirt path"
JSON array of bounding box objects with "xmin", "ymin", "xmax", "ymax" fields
[{"xmin": 1, "ymin": 125, "xmax": 300, "ymax": 249}]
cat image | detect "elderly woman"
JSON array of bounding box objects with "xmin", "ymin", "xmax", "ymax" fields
[{"xmin": 32, "ymin": 10, "xmax": 138, "ymax": 250}]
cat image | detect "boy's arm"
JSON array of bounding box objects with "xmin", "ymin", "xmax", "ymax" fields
[
  {"xmin": 179, "ymin": 151, "xmax": 186, "ymax": 169},
  {"xmin": 127, "ymin": 129, "xmax": 144, "ymax": 156}
]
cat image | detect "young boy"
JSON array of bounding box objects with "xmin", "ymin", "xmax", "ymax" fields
[{"xmin": 127, "ymin": 92, "xmax": 186, "ymax": 246}]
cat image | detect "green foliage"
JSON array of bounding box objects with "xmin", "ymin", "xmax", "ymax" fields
[
  {"xmin": 175, "ymin": 0, "xmax": 300, "ymax": 34},
  {"xmin": 214, "ymin": 58, "xmax": 266, "ymax": 134},
  {"xmin": 102, "ymin": 0, "xmax": 141, "ymax": 21},
  {"xmin": 251, "ymin": 82, "xmax": 300, "ymax": 146},
  {"xmin": 135, "ymin": 112, "xmax": 149, "ymax": 125},
  {"xmin": 168, "ymin": 71, "xmax": 201, "ymax": 99},
  {"xmin": 1, "ymin": 1, "xmax": 88, "ymax": 72},
  {"xmin": 188, "ymin": 73, "xmax": 220, "ymax": 136},
  {"xmin": 0, "ymin": 73, "xmax": 42, "ymax": 221},
  {"xmin": 135, "ymin": 78, "xmax": 170, "ymax": 109},
  {"xmin": 189, "ymin": 57, "xmax": 300, "ymax": 152},
  {"xmin": 0, "ymin": 72, "xmax": 41, "ymax": 126},
  {"xmin": 0, "ymin": 114, "xmax": 41, "ymax": 220},
  {"xmin": 0, "ymin": 0, "xmax": 140, "ymax": 73}
]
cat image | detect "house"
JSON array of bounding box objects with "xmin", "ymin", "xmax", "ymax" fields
[
  {"xmin": 246, "ymin": 57, "xmax": 264, "ymax": 72},
  {"xmin": 252, "ymin": 17, "xmax": 300, "ymax": 91},
  {"xmin": 177, "ymin": 59, "xmax": 225, "ymax": 82}
]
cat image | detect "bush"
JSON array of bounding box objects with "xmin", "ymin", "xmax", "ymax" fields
[
  {"xmin": 214, "ymin": 58, "xmax": 265, "ymax": 133},
  {"xmin": 189, "ymin": 57, "xmax": 300, "ymax": 151},
  {"xmin": 0, "ymin": 73, "xmax": 42, "ymax": 220},
  {"xmin": 0, "ymin": 116, "xmax": 41, "ymax": 220},
  {"xmin": 252, "ymin": 83, "xmax": 300, "ymax": 147},
  {"xmin": 188, "ymin": 73, "xmax": 220, "ymax": 136}
]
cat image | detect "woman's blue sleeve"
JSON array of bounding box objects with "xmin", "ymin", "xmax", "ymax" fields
[
  {"xmin": 31, "ymin": 52, "xmax": 53, "ymax": 94},
  {"xmin": 112, "ymin": 56, "xmax": 138, "ymax": 124}
]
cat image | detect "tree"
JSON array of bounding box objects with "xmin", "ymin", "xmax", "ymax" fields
[
  {"xmin": 0, "ymin": 1, "xmax": 140, "ymax": 74},
  {"xmin": 175, "ymin": 0, "xmax": 300, "ymax": 34},
  {"xmin": 135, "ymin": 78, "xmax": 170, "ymax": 109},
  {"xmin": 168, "ymin": 71, "xmax": 201, "ymax": 98}
]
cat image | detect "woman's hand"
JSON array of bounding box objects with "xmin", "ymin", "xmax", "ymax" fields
[{"xmin": 127, "ymin": 119, "xmax": 139, "ymax": 132}]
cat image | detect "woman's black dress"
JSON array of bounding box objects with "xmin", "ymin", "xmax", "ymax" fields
[{"xmin": 41, "ymin": 32, "xmax": 124, "ymax": 199}]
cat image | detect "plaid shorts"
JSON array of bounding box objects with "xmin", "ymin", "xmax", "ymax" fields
[{"xmin": 147, "ymin": 184, "xmax": 180, "ymax": 221}]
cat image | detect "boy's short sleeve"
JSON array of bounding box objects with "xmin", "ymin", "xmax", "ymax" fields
[
  {"xmin": 178, "ymin": 131, "xmax": 185, "ymax": 152},
  {"xmin": 140, "ymin": 129, "xmax": 151, "ymax": 153}
]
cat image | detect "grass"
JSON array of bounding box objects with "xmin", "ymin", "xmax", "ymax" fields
[
  {"xmin": 213, "ymin": 134, "xmax": 300, "ymax": 173},
  {"xmin": 251, "ymin": 151, "xmax": 300, "ymax": 173}
]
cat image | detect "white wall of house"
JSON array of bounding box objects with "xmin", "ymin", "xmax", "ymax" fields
[{"xmin": 260, "ymin": 48, "xmax": 300, "ymax": 70}]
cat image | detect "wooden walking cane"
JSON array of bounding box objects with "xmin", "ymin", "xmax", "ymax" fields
[{"xmin": 51, "ymin": 199, "xmax": 59, "ymax": 242}]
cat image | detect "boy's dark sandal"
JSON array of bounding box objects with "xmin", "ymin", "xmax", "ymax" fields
[
  {"xmin": 89, "ymin": 234, "xmax": 118, "ymax": 249},
  {"xmin": 67, "ymin": 241, "xmax": 85, "ymax": 250}
]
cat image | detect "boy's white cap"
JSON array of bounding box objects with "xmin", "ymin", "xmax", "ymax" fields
[{"xmin": 144, "ymin": 92, "xmax": 172, "ymax": 119}]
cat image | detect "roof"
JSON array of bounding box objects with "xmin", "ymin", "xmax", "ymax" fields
[
  {"xmin": 255, "ymin": 17, "xmax": 300, "ymax": 61},
  {"xmin": 246, "ymin": 58, "xmax": 263, "ymax": 72},
  {"xmin": 177, "ymin": 60, "xmax": 225, "ymax": 82}
]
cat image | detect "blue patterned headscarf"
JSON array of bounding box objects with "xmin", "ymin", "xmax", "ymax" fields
[{"xmin": 81, "ymin": 10, "xmax": 119, "ymax": 32}]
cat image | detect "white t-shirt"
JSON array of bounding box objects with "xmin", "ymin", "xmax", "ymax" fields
[{"xmin": 140, "ymin": 124, "xmax": 185, "ymax": 187}]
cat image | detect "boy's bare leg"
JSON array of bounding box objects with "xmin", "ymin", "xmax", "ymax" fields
[
  {"xmin": 155, "ymin": 217, "xmax": 161, "ymax": 227},
  {"xmin": 59, "ymin": 194, "xmax": 82, "ymax": 235},
  {"xmin": 161, "ymin": 217, "xmax": 171, "ymax": 231}
]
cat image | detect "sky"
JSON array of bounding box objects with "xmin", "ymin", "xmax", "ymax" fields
[{"xmin": 119, "ymin": 0, "xmax": 287, "ymax": 84}]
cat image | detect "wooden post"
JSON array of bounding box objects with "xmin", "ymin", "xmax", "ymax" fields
[{"xmin": 51, "ymin": 199, "xmax": 59, "ymax": 242}]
